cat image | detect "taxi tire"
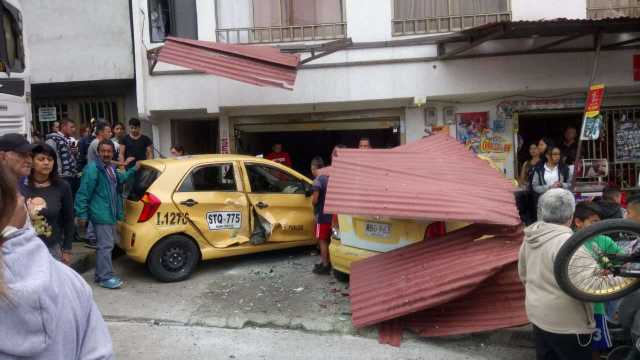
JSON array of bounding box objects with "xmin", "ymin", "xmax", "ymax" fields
[
  {"xmin": 332, "ymin": 268, "xmax": 349, "ymax": 283},
  {"xmin": 147, "ymin": 235, "xmax": 200, "ymax": 282}
]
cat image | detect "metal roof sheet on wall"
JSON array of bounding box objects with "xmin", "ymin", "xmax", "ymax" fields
[
  {"xmin": 350, "ymin": 224, "xmax": 524, "ymax": 329},
  {"xmin": 157, "ymin": 37, "xmax": 300, "ymax": 90},
  {"xmin": 324, "ymin": 133, "xmax": 520, "ymax": 226}
]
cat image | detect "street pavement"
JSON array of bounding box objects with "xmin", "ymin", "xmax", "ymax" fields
[{"xmin": 85, "ymin": 247, "xmax": 535, "ymax": 359}]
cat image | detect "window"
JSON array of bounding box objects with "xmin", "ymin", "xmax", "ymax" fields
[
  {"xmin": 128, "ymin": 167, "xmax": 160, "ymax": 201},
  {"xmin": 178, "ymin": 164, "xmax": 237, "ymax": 192},
  {"xmin": 392, "ymin": 0, "xmax": 510, "ymax": 36},
  {"xmin": 0, "ymin": 1, "xmax": 24, "ymax": 73},
  {"xmin": 215, "ymin": 0, "xmax": 346, "ymax": 44},
  {"xmin": 148, "ymin": 0, "xmax": 197, "ymax": 43},
  {"xmin": 587, "ymin": 0, "xmax": 640, "ymax": 19},
  {"xmin": 245, "ymin": 164, "xmax": 306, "ymax": 194}
]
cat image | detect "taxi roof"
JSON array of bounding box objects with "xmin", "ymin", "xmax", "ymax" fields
[{"xmin": 139, "ymin": 154, "xmax": 266, "ymax": 168}]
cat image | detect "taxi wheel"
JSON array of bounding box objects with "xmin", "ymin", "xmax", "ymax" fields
[
  {"xmin": 147, "ymin": 235, "xmax": 200, "ymax": 282},
  {"xmin": 332, "ymin": 268, "xmax": 349, "ymax": 283}
]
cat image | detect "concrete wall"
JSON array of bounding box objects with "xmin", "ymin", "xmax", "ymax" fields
[
  {"xmin": 144, "ymin": 49, "xmax": 637, "ymax": 112},
  {"xmin": 23, "ymin": 0, "xmax": 134, "ymax": 84}
]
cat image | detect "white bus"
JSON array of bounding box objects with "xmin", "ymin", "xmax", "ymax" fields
[{"xmin": 0, "ymin": 0, "xmax": 29, "ymax": 138}]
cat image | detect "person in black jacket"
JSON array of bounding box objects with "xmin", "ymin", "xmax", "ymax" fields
[
  {"xmin": 531, "ymin": 145, "xmax": 571, "ymax": 194},
  {"xmin": 530, "ymin": 146, "xmax": 571, "ymax": 221},
  {"xmin": 23, "ymin": 144, "xmax": 74, "ymax": 264},
  {"xmin": 595, "ymin": 186, "xmax": 625, "ymax": 220}
]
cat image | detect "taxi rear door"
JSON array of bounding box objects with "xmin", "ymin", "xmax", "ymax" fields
[
  {"xmin": 241, "ymin": 162, "xmax": 314, "ymax": 242},
  {"xmin": 172, "ymin": 161, "xmax": 251, "ymax": 248}
]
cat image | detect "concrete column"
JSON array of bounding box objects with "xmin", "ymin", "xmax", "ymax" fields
[
  {"xmin": 404, "ymin": 107, "xmax": 426, "ymax": 144},
  {"xmin": 219, "ymin": 115, "xmax": 231, "ymax": 154}
]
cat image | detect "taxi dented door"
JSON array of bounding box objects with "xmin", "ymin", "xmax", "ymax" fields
[
  {"xmin": 172, "ymin": 161, "xmax": 252, "ymax": 248},
  {"xmin": 241, "ymin": 162, "xmax": 314, "ymax": 242}
]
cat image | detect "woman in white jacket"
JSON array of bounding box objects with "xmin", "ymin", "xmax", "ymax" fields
[{"xmin": 0, "ymin": 164, "xmax": 114, "ymax": 359}]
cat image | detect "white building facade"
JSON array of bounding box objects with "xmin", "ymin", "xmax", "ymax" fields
[
  {"xmin": 131, "ymin": 0, "xmax": 640, "ymax": 187},
  {"xmin": 23, "ymin": 0, "xmax": 137, "ymax": 135}
]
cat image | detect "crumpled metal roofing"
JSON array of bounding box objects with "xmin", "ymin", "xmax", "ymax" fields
[
  {"xmin": 350, "ymin": 224, "xmax": 525, "ymax": 329},
  {"xmin": 402, "ymin": 264, "xmax": 527, "ymax": 337},
  {"xmin": 324, "ymin": 133, "xmax": 520, "ymax": 226},
  {"xmin": 157, "ymin": 37, "xmax": 300, "ymax": 90}
]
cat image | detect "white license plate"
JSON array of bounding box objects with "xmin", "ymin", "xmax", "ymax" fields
[
  {"xmin": 206, "ymin": 211, "xmax": 241, "ymax": 230},
  {"xmin": 365, "ymin": 222, "xmax": 391, "ymax": 238}
]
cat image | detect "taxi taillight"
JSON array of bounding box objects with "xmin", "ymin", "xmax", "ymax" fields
[{"xmin": 138, "ymin": 192, "xmax": 161, "ymax": 223}]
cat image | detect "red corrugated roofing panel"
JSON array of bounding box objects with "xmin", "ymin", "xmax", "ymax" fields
[
  {"xmin": 324, "ymin": 133, "xmax": 520, "ymax": 226},
  {"xmin": 157, "ymin": 37, "xmax": 300, "ymax": 90},
  {"xmin": 350, "ymin": 224, "xmax": 524, "ymax": 329},
  {"xmin": 402, "ymin": 264, "xmax": 527, "ymax": 337}
]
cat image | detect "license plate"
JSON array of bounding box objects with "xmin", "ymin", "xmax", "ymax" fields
[
  {"xmin": 206, "ymin": 211, "xmax": 241, "ymax": 230},
  {"xmin": 365, "ymin": 222, "xmax": 391, "ymax": 238}
]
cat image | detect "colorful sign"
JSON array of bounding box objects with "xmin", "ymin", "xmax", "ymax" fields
[
  {"xmin": 456, "ymin": 112, "xmax": 489, "ymax": 153},
  {"xmin": 585, "ymin": 84, "xmax": 605, "ymax": 117},
  {"xmin": 580, "ymin": 114, "xmax": 602, "ymax": 141}
]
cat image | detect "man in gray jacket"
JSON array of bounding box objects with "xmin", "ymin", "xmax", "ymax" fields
[{"xmin": 518, "ymin": 188, "xmax": 595, "ymax": 360}]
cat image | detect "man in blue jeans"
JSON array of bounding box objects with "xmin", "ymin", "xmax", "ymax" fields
[{"xmin": 75, "ymin": 140, "xmax": 135, "ymax": 289}]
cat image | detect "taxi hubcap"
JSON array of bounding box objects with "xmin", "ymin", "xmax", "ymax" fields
[{"xmin": 162, "ymin": 247, "xmax": 188, "ymax": 272}]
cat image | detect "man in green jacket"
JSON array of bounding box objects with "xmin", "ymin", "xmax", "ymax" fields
[{"xmin": 75, "ymin": 140, "xmax": 136, "ymax": 289}]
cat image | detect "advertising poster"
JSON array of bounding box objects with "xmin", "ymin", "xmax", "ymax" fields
[{"xmin": 456, "ymin": 112, "xmax": 489, "ymax": 153}]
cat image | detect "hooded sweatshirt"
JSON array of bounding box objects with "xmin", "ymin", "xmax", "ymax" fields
[
  {"xmin": 0, "ymin": 227, "xmax": 114, "ymax": 359},
  {"xmin": 518, "ymin": 221, "xmax": 595, "ymax": 334}
]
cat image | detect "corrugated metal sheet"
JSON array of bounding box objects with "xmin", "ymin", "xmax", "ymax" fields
[
  {"xmin": 403, "ymin": 264, "xmax": 527, "ymax": 337},
  {"xmin": 350, "ymin": 223, "xmax": 524, "ymax": 330},
  {"xmin": 157, "ymin": 37, "xmax": 300, "ymax": 90},
  {"xmin": 324, "ymin": 133, "xmax": 520, "ymax": 226}
]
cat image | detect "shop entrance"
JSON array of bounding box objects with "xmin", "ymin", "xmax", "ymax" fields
[
  {"xmin": 517, "ymin": 111, "xmax": 582, "ymax": 167},
  {"xmin": 236, "ymin": 128, "xmax": 400, "ymax": 177},
  {"xmin": 171, "ymin": 119, "xmax": 219, "ymax": 155},
  {"xmin": 517, "ymin": 108, "xmax": 640, "ymax": 191}
]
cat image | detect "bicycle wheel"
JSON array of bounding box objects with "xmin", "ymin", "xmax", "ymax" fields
[{"xmin": 554, "ymin": 219, "xmax": 640, "ymax": 302}]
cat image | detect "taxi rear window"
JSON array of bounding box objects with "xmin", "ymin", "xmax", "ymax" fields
[{"xmin": 128, "ymin": 166, "xmax": 160, "ymax": 202}]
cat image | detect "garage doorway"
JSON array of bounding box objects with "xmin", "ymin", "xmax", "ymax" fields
[
  {"xmin": 236, "ymin": 128, "xmax": 400, "ymax": 177},
  {"xmin": 172, "ymin": 119, "xmax": 219, "ymax": 155}
]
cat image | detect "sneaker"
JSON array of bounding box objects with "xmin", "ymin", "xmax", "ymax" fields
[
  {"xmin": 313, "ymin": 264, "xmax": 331, "ymax": 275},
  {"xmin": 98, "ymin": 277, "xmax": 123, "ymax": 289},
  {"xmin": 312, "ymin": 263, "xmax": 324, "ymax": 271},
  {"xmin": 84, "ymin": 240, "xmax": 97, "ymax": 249}
]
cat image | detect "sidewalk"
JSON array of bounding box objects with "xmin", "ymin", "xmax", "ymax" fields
[{"xmin": 69, "ymin": 242, "xmax": 96, "ymax": 273}]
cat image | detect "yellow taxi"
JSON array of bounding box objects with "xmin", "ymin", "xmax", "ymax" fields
[
  {"xmin": 329, "ymin": 216, "xmax": 468, "ymax": 280},
  {"xmin": 119, "ymin": 155, "xmax": 316, "ymax": 282}
]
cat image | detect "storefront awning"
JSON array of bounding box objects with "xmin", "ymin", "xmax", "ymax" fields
[
  {"xmin": 436, "ymin": 17, "xmax": 640, "ymax": 60},
  {"xmin": 150, "ymin": 37, "xmax": 300, "ymax": 90}
]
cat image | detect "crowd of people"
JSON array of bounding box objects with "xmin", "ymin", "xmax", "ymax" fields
[
  {"xmin": 517, "ymin": 126, "xmax": 585, "ymax": 225},
  {"xmin": 0, "ymin": 117, "xmax": 153, "ymax": 290},
  {"xmin": 519, "ymin": 187, "xmax": 640, "ymax": 359}
]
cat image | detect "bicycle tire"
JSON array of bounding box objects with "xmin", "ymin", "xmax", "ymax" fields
[{"xmin": 554, "ymin": 219, "xmax": 640, "ymax": 302}]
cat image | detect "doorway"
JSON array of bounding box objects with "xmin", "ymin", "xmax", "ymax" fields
[
  {"xmin": 236, "ymin": 128, "xmax": 400, "ymax": 177},
  {"xmin": 171, "ymin": 119, "xmax": 219, "ymax": 155},
  {"xmin": 517, "ymin": 112, "xmax": 582, "ymax": 167}
]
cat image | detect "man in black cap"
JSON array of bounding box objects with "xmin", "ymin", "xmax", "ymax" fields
[{"xmin": 0, "ymin": 133, "xmax": 36, "ymax": 192}]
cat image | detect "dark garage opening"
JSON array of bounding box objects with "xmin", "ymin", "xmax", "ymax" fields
[{"xmin": 236, "ymin": 128, "xmax": 400, "ymax": 177}]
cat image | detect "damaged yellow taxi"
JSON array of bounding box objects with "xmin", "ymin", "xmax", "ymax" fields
[{"xmin": 119, "ymin": 155, "xmax": 316, "ymax": 282}]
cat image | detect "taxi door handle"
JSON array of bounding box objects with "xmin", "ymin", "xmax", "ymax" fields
[
  {"xmin": 180, "ymin": 199, "xmax": 198, "ymax": 207},
  {"xmin": 256, "ymin": 202, "xmax": 269, "ymax": 209}
]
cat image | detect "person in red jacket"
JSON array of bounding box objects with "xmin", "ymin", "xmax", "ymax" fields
[{"xmin": 266, "ymin": 143, "xmax": 292, "ymax": 167}]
